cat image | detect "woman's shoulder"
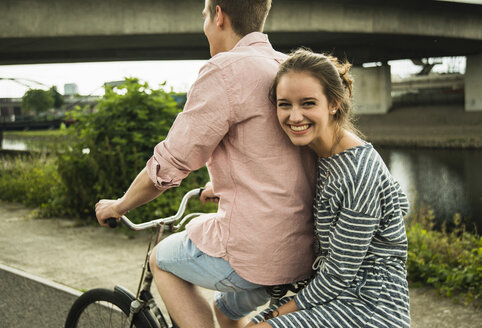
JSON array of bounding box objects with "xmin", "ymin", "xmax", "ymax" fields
[{"xmin": 323, "ymin": 142, "xmax": 382, "ymax": 177}]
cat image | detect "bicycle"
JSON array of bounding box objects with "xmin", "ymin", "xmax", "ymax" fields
[{"xmin": 65, "ymin": 188, "xmax": 308, "ymax": 328}]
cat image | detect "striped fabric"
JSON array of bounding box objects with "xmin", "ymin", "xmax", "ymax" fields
[{"xmin": 253, "ymin": 143, "xmax": 411, "ymax": 327}]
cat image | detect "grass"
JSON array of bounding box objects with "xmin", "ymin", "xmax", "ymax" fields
[
  {"xmin": 4, "ymin": 129, "xmax": 69, "ymax": 138},
  {"xmin": 406, "ymin": 205, "xmax": 481, "ymax": 305},
  {"xmin": 0, "ymin": 153, "xmax": 66, "ymax": 217}
]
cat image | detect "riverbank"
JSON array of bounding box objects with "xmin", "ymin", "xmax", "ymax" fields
[
  {"xmin": 1, "ymin": 129, "xmax": 70, "ymax": 153},
  {"xmin": 1, "ymin": 104, "xmax": 481, "ymax": 152},
  {"xmin": 1, "ymin": 201, "xmax": 480, "ymax": 327},
  {"xmin": 357, "ymin": 104, "xmax": 482, "ymax": 148}
]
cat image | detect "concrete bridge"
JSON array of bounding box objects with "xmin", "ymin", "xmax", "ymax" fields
[{"xmin": 1, "ymin": 0, "xmax": 481, "ymax": 112}]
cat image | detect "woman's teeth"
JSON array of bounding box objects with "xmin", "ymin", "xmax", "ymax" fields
[{"xmin": 290, "ymin": 124, "xmax": 310, "ymax": 131}]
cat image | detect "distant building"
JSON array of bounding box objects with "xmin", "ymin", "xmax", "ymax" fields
[
  {"xmin": 0, "ymin": 98, "xmax": 22, "ymax": 122},
  {"xmin": 64, "ymin": 83, "xmax": 79, "ymax": 96}
]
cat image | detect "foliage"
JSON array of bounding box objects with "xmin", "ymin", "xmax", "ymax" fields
[
  {"xmin": 22, "ymin": 88, "xmax": 54, "ymax": 114},
  {"xmin": 49, "ymin": 86, "xmax": 64, "ymax": 108},
  {"xmin": 58, "ymin": 78, "xmax": 215, "ymax": 222},
  {"xmin": 406, "ymin": 205, "xmax": 482, "ymax": 304},
  {"xmin": 0, "ymin": 154, "xmax": 66, "ymax": 217},
  {"xmin": 5, "ymin": 130, "xmax": 69, "ymax": 138}
]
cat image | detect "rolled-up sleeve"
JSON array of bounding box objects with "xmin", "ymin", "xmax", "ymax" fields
[{"xmin": 146, "ymin": 62, "xmax": 232, "ymax": 191}]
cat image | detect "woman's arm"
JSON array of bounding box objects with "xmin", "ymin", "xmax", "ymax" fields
[
  {"xmin": 247, "ymin": 208, "xmax": 379, "ymax": 326},
  {"xmin": 246, "ymin": 298, "xmax": 299, "ymax": 327},
  {"xmin": 294, "ymin": 208, "xmax": 379, "ymax": 309}
]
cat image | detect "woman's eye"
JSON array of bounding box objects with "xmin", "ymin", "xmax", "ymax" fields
[
  {"xmin": 277, "ymin": 102, "xmax": 290, "ymax": 108},
  {"xmin": 303, "ymin": 101, "xmax": 315, "ymax": 106}
]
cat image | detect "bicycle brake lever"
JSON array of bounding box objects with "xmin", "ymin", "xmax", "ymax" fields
[{"xmin": 106, "ymin": 217, "xmax": 118, "ymax": 228}]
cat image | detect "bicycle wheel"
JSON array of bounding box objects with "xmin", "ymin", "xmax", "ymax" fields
[{"xmin": 65, "ymin": 288, "xmax": 157, "ymax": 328}]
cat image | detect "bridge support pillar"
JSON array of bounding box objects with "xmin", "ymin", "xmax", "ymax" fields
[
  {"xmin": 351, "ymin": 64, "xmax": 392, "ymax": 114},
  {"xmin": 465, "ymin": 53, "xmax": 482, "ymax": 111}
]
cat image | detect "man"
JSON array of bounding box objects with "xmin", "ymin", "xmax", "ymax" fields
[{"xmin": 95, "ymin": 1, "xmax": 315, "ymax": 327}]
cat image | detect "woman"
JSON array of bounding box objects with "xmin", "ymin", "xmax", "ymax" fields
[{"xmin": 248, "ymin": 49, "xmax": 410, "ymax": 327}]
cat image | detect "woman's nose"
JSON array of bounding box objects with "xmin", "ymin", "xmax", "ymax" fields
[{"xmin": 289, "ymin": 107, "xmax": 303, "ymax": 122}]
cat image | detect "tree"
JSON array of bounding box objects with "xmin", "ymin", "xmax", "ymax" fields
[
  {"xmin": 22, "ymin": 89, "xmax": 54, "ymax": 114},
  {"xmin": 49, "ymin": 86, "xmax": 64, "ymax": 109},
  {"xmin": 57, "ymin": 78, "xmax": 214, "ymax": 222}
]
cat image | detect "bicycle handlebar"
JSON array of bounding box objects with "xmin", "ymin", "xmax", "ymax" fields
[{"xmin": 106, "ymin": 188, "xmax": 204, "ymax": 231}]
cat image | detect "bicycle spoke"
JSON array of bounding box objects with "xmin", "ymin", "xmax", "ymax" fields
[{"xmin": 75, "ymin": 300, "xmax": 126, "ymax": 327}]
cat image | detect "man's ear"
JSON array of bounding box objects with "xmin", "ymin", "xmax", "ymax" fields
[{"xmin": 215, "ymin": 5, "xmax": 224, "ymax": 29}]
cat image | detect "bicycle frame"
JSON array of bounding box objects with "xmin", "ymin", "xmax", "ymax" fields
[
  {"xmin": 112, "ymin": 188, "xmax": 204, "ymax": 328},
  {"xmin": 69, "ymin": 187, "xmax": 301, "ymax": 327}
]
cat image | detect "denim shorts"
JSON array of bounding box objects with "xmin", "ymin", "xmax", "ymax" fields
[{"xmin": 155, "ymin": 231, "xmax": 270, "ymax": 320}]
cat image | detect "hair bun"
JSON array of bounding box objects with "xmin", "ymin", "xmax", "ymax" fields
[{"xmin": 327, "ymin": 56, "xmax": 353, "ymax": 97}]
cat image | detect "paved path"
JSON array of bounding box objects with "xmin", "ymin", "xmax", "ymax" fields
[{"xmin": 1, "ymin": 201, "xmax": 480, "ymax": 327}]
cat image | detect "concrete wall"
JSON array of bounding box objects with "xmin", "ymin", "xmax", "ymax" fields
[
  {"xmin": 352, "ymin": 65, "xmax": 392, "ymax": 114},
  {"xmin": 465, "ymin": 53, "xmax": 482, "ymax": 111},
  {"xmin": 267, "ymin": 0, "xmax": 482, "ymax": 40},
  {"xmin": 0, "ymin": 263, "xmax": 81, "ymax": 327},
  {"xmin": 2, "ymin": 0, "xmax": 481, "ymax": 40}
]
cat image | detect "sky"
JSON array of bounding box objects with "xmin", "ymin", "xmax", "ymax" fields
[
  {"xmin": 0, "ymin": 57, "xmax": 466, "ymax": 99},
  {"xmin": 0, "ymin": 60, "xmax": 207, "ymax": 98}
]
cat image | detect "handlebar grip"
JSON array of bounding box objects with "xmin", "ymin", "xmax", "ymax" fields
[{"xmin": 106, "ymin": 218, "xmax": 118, "ymax": 228}]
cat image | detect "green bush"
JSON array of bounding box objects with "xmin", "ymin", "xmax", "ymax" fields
[
  {"xmin": 406, "ymin": 206, "xmax": 482, "ymax": 304},
  {"xmin": 0, "ymin": 154, "xmax": 66, "ymax": 216},
  {"xmin": 58, "ymin": 78, "xmax": 215, "ymax": 222}
]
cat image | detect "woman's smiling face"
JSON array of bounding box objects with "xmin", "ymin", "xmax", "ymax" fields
[{"xmin": 276, "ymin": 70, "xmax": 337, "ymax": 151}]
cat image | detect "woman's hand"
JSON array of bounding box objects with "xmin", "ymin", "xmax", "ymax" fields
[
  {"xmin": 95, "ymin": 199, "xmax": 124, "ymax": 227},
  {"xmin": 200, "ymin": 181, "xmax": 219, "ymax": 205},
  {"xmin": 271, "ymin": 299, "xmax": 299, "ymax": 317},
  {"xmin": 245, "ymin": 299, "xmax": 299, "ymax": 327}
]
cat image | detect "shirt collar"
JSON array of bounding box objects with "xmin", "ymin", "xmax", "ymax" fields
[{"xmin": 233, "ymin": 32, "xmax": 270, "ymax": 49}]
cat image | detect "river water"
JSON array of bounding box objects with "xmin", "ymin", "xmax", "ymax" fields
[
  {"xmin": 2, "ymin": 139, "xmax": 31, "ymax": 151},
  {"xmin": 377, "ymin": 147, "xmax": 481, "ymax": 232},
  {"xmin": 1, "ymin": 137, "xmax": 481, "ymax": 231}
]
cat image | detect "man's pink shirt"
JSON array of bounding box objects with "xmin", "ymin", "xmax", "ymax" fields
[{"xmin": 146, "ymin": 32, "xmax": 316, "ymax": 285}]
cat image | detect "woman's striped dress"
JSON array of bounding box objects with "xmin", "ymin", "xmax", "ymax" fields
[{"xmin": 253, "ymin": 143, "xmax": 411, "ymax": 327}]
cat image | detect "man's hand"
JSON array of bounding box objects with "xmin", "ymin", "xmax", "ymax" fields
[
  {"xmin": 200, "ymin": 181, "xmax": 219, "ymax": 205},
  {"xmin": 95, "ymin": 199, "xmax": 124, "ymax": 227}
]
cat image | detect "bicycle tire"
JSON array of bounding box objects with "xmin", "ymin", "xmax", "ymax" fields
[{"xmin": 65, "ymin": 288, "xmax": 157, "ymax": 328}]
